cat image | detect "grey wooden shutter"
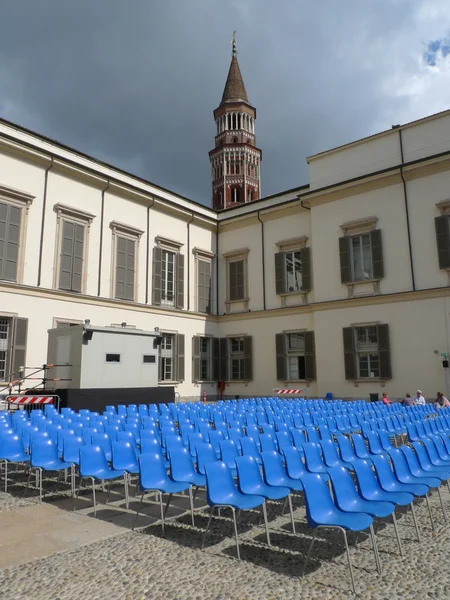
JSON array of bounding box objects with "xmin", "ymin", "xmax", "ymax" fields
[
  {"xmin": 115, "ymin": 236, "xmax": 126, "ymax": 299},
  {"xmin": 339, "ymin": 236, "xmax": 352, "ymax": 284},
  {"xmin": 59, "ymin": 221, "xmax": 75, "ymax": 291},
  {"xmin": 229, "ymin": 262, "xmax": 238, "ymax": 300},
  {"xmin": 177, "ymin": 334, "xmax": 185, "ymax": 382},
  {"xmin": 152, "ymin": 246, "xmax": 162, "ymax": 305},
  {"xmin": 116, "ymin": 237, "xmax": 135, "ymax": 301},
  {"xmin": 435, "ymin": 215, "xmax": 450, "ymax": 270},
  {"xmin": 275, "ymin": 333, "xmax": 286, "ymax": 380},
  {"xmin": 176, "ymin": 254, "xmax": 184, "ymax": 309},
  {"xmin": 12, "ymin": 317, "xmax": 28, "ymax": 377},
  {"xmin": 212, "ymin": 337, "xmax": 220, "ymax": 381},
  {"xmin": 192, "ymin": 336, "xmax": 200, "ymax": 382},
  {"xmin": 304, "ymin": 331, "xmax": 316, "ymax": 380},
  {"xmin": 300, "ymin": 247, "xmax": 311, "ymax": 292},
  {"xmin": 72, "ymin": 223, "xmax": 84, "ymax": 293},
  {"xmin": 274, "ymin": 252, "xmax": 285, "ymax": 295},
  {"xmin": 343, "ymin": 327, "xmax": 356, "ymax": 380},
  {"xmin": 0, "ymin": 202, "xmax": 21, "ymax": 282},
  {"xmin": 219, "ymin": 337, "xmax": 229, "ymax": 381},
  {"xmin": 377, "ymin": 324, "xmax": 392, "ymax": 380},
  {"xmin": 243, "ymin": 336, "xmax": 253, "ymax": 380},
  {"xmin": 370, "ymin": 229, "xmax": 384, "ymax": 279},
  {"xmin": 125, "ymin": 238, "xmax": 135, "ymax": 300}
]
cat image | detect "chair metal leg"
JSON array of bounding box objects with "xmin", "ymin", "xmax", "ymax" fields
[
  {"xmin": 369, "ymin": 524, "xmax": 382, "ymax": 574},
  {"xmin": 302, "ymin": 528, "xmax": 317, "ymax": 577},
  {"xmin": 4, "ymin": 461, "xmax": 7, "ymax": 493},
  {"xmin": 281, "ymin": 496, "xmax": 288, "ymax": 515},
  {"xmin": 132, "ymin": 492, "xmax": 145, "ymax": 530},
  {"xmin": 38, "ymin": 468, "xmax": 43, "ymax": 503},
  {"xmin": 425, "ymin": 493, "xmax": 435, "ymax": 530},
  {"xmin": 188, "ymin": 486, "xmax": 195, "ymax": 527},
  {"xmin": 124, "ymin": 473, "xmax": 129, "ymax": 509},
  {"xmin": 262, "ymin": 500, "xmax": 271, "ymax": 546},
  {"xmin": 70, "ymin": 465, "xmax": 75, "ymax": 497},
  {"xmin": 410, "ymin": 501, "xmax": 421, "ymax": 543},
  {"xmin": 92, "ymin": 477, "xmax": 97, "ymax": 517},
  {"xmin": 287, "ymin": 494, "xmax": 296, "ymax": 534},
  {"xmin": 73, "ymin": 476, "xmax": 84, "ymax": 511},
  {"xmin": 437, "ymin": 486, "xmax": 447, "ymax": 522},
  {"xmin": 201, "ymin": 506, "xmax": 214, "ymax": 550},
  {"xmin": 193, "ymin": 486, "xmax": 199, "ymax": 503},
  {"xmin": 159, "ymin": 492, "xmax": 165, "ymax": 537},
  {"xmin": 105, "ymin": 480, "xmax": 112, "ymax": 504},
  {"xmin": 231, "ymin": 507, "xmax": 240, "ymax": 560},
  {"xmin": 391, "ymin": 512, "xmax": 403, "ymax": 557},
  {"xmin": 164, "ymin": 493, "xmax": 172, "ymax": 518},
  {"xmin": 342, "ymin": 529, "xmax": 357, "ymax": 595}
]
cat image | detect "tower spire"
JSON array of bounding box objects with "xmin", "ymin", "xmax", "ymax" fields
[{"xmin": 232, "ymin": 31, "xmax": 237, "ymax": 57}]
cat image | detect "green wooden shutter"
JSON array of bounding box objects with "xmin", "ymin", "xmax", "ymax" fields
[
  {"xmin": 243, "ymin": 336, "xmax": 253, "ymax": 381},
  {"xmin": 12, "ymin": 317, "xmax": 28, "ymax": 377},
  {"xmin": 274, "ymin": 252, "xmax": 285, "ymax": 295},
  {"xmin": 339, "ymin": 236, "xmax": 352, "ymax": 284},
  {"xmin": 212, "ymin": 337, "xmax": 220, "ymax": 381},
  {"xmin": 176, "ymin": 254, "xmax": 184, "ymax": 309},
  {"xmin": 435, "ymin": 215, "xmax": 450, "ymax": 270},
  {"xmin": 192, "ymin": 336, "xmax": 200, "ymax": 382},
  {"xmin": 177, "ymin": 334, "xmax": 185, "ymax": 382},
  {"xmin": 152, "ymin": 247, "xmax": 162, "ymax": 305},
  {"xmin": 370, "ymin": 229, "xmax": 384, "ymax": 279},
  {"xmin": 377, "ymin": 324, "xmax": 392, "ymax": 380},
  {"xmin": 304, "ymin": 331, "xmax": 316, "ymax": 380},
  {"xmin": 343, "ymin": 327, "xmax": 356, "ymax": 380},
  {"xmin": 0, "ymin": 202, "xmax": 21, "ymax": 282},
  {"xmin": 301, "ymin": 247, "xmax": 311, "ymax": 292},
  {"xmin": 275, "ymin": 333, "xmax": 286, "ymax": 380},
  {"xmin": 219, "ymin": 337, "xmax": 229, "ymax": 381}
]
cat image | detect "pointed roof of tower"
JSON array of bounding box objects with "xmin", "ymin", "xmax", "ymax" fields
[{"xmin": 220, "ymin": 33, "xmax": 249, "ymax": 105}]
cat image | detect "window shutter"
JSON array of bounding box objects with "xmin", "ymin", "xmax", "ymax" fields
[
  {"xmin": 72, "ymin": 223, "xmax": 84, "ymax": 293},
  {"xmin": 115, "ymin": 236, "xmax": 127, "ymax": 299},
  {"xmin": 0, "ymin": 202, "xmax": 21, "ymax": 282},
  {"xmin": 243, "ymin": 336, "xmax": 253, "ymax": 381},
  {"xmin": 152, "ymin": 246, "xmax": 162, "ymax": 305},
  {"xmin": 12, "ymin": 317, "xmax": 28, "ymax": 377},
  {"xmin": 342, "ymin": 327, "xmax": 356, "ymax": 380},
  {"xmin": 59, "ymin": 220, "xmax": 75, "ymax": 291},
  {"xmin": 300, "ymin": 247, "xmax": 311, "ymax": 292},
  {"xmin": 435, "ymin": 215, "xmax": 450, "ymax": 270},
  {"xmin": 339, "ymin": 236, "xmax": 351, "ymax": 284},
  {"xmin": 176, "ymin": 253, "xmax": 185, "ymax": 309},
  {"xmin": 219, "ymin": 337, "xmax": 229, "ymax": 381},
  {"xmin": 274, "ymin": 252, "xmax": 285, "ymax": 295},
  {"xmin": 176, "ymin": 334, "xmax": 185, "ymax": 382},
  {"xmin": 377, "ymin": 324, "xmax": 392, "ymax": 380},
  {"xmin": 370, "ymin": 229, "xmax": 384, "ymax": 279},
  {"xmin": 125, "ymin": 238, "xmax": 135, "ymax": 301},
  {"xmin": 304, "ymin": 331, "xmax": 316, "ymax": 380},
  {"xmin": 192, "ymin": 336, "xmax": 200, "ymax": 382},
  {"xmin": 275, "ymin": 333, "xmax": 286, "ymax": 380},
  {"xmin": 212, "ymin": 337, "xmax": 220, "ymax": 381}
]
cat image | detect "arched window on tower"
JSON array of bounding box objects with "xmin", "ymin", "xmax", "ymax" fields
[
  {"xmin": 233, "ymin": 137, "xmax": 238, "ymax": 143},
  {"xmin": 218, "ymin": 191, "xmax": 223, "ymax": 208},
  {"xmin": 238, "ymin": 114, "xmax": 241, "ymax": 129},
  {"xmin": 248, "ymin": 189, "xmax": 253, "ymax": 202}
]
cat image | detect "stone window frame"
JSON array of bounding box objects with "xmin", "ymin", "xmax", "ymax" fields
[
  {"xmin": 274, "ymin": 236, "xmax": 310, "ymax": 306},
  {"xmin": 53, "ymin": 203, "xmax": 95, "ymax": 293},
  {"xmin": 223, "ymin": 247, "xmax": 249, "ymax": 312},
  {"xmin": 0, "ymin": 184, "xmax": 35, "ymax": 285},
  {"xmin": 52, "ymin": 317, "xmax": 84, "ymax": 329},
  {"xmin": 154, "ymin": 235, "xmax": 184, "ymax": 308},
  {"xmin": 193, "ymin": 246, "xmax": 215, "ymax": 314},
  {"xmin": 109, "ymin": 221, "xmax": 144, "ymax": 302}
]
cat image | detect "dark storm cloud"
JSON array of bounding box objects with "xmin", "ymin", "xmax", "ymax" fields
[{"xmin": 0, "ymin": 0, "xmax": 448, "ymax": 205}]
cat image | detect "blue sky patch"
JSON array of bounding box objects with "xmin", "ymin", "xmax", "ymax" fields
[{"xmin": 424, "ymin": 37, "xmax": 450, "ymax": 66}]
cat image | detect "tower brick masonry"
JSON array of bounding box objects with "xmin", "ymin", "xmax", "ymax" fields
[{"xmin": 210, "ymin": 35, "xmax": 262, "ymax": 210}]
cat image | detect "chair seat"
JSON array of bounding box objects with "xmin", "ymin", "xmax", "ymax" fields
[
  {"xmin": 308, "ymin": 509, "xmax": 373, "ymax": 532},
  {"xmin": 242, "ymin": 481, "xmax": 290, "ymax": 500},
  {"xmin": 146, "ymin": 479, "xmax": 190, "ymax": 494},
  {"xmin": 2, "ymin": 453, "xmax": 30, "ymax": 463},
  {"xmin": 174, "ymin": 472, "xmax": 206, "ymax": 487},
  {"xmin": 33, "ymin": 459, "xmax": 72, "ymax": 471},
  {"xmin": 115, "ymin": 461, "xmax": 139, "ymax": 474},
  {"xmin": 338, "ymin": 497, "xmax": 394, "ymax": 518},
  {"xmin": 82, "ymin": 468, "xmax": 124, "ymax": 480},
  {"xmin": 361, "ymin": 489, "xmax": 413, "ymax": 506},
  {"xmin": 210, "ymin": 491, "xmax": 264, "ymax": 510}
]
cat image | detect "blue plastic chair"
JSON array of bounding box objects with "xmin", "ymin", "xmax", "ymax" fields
[
  {"xmin": 302, "ymin": 442, "xmax": 330, "ymax": 482},
  {"xmin": 62, "ymin": 436, "xmax": 84, "ymax": 495},
  {"xmin": 111, "ymin": 441, "xmax": 140, "ymax": 508},
  {"xmin": 320, "ymin": 440, "xmax": 354, "ymax": 471},
  {"xmin": 364, "ymin": 431, "xmax": 388, "ymax": 456},
  {"xmin": 421, "ymin": 436, "xmax": 450, "ymax": 467},
  {"xmin": 29, "ymin": 439, "xmax": 72, "ymax": 502},
  {"xmin": 282, "ymin": 446, "xmax": 308, "ymax": 481},
  {"xmin": 259, "ymin": 434, "xmax": 277, "ymax": 453},
  {"xmin": 219, "ymin": 440, "xmax": 239, "ymax": 476},
  {"xmin": 334, "ymin": 434, "xmax": 359, "ymax": 465},
  {"xmin": 202, "ymin": 461, "xmax": 266, "ymax": 560},
  {"xmin": 196, "ymin": 443, "xmax": 218, "ymax": 475},
  {"xmin": 0, "ymin": 435, "xmax": 30, "ymax": 492},
  {"xmin": 351, "ymin": 434, "xmax": 374, "ymax": 461},
  {"xmin": 239, "ymin": 436, "xmax": 261, "ymax": 464},
  {"xmin": 301, "ymin": 472, "xmax": 377, "ymax": 595}
]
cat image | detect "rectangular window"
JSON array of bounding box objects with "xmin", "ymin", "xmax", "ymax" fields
[
  {"xmin": 161, "ymin": 250, "xmax": 175, "ymax": 306},
  {"xmin": 143, "ymin": 355, "xmax": 156, "ymax": 364},
  {"xmin": 229, "ymin": 260, "xmax": 244, "ymax": 301},
  {"xmin": 286, "ymin": 333, "xmax": 306, "ymax": 380},
  {"xmin": 106, "ymin": 353, "xmax": 121, "ymax": 363},
  {"xmin": 350, "ymin": 234, "xmax": 372, "ymax": 281},
  {"xmin": 0, "ymin": 317, "xmax": 10, "ymax": 380},
  {"xmin": 229, "ymin": 337, "xmax": 245, "ymax": 381},
  {"xmin": 355, "ymin": 326, "xmax": 379, "ymax": 378},
  {"xmin": 0, "ymin": 201, "xmax": 21, "ymax": 282},
  {"xmin": 285, "ymin": 251, "xmax": 302, "ymax": 293},
  {"xmin": 59, "ymin": 220, "xmax": 85, "ymax": 293},
  {"xmin": 275, "ymin": 331, "xmax": 316, "ymax": 381},
  {"xmin": 115, "ymin": 235, "xmax": 136, "ymax": 301},
  {"xmin": 198, "ymin": 259, "xmax": 212, "ymax": 313},
  {"xmin": 200, "ymin": 337, "xmax": 211, "ymax": 381},
  {"xmin": 159, "ymin": 333, "xmax": 174, "ymax": 381}
]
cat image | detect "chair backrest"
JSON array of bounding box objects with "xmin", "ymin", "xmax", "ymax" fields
[
  {"xmin": 79, "ymin": 445, "xmax": 111, "ymax": 476},
  {"xmin": 386, "ymin": 447, "xmax": 413, "ymax": 480},
  {"xmin": 334, "ymin": 434, "xmax": 356, "ymax": 462},
  {"xmin": 377, "ymin": 430, "xmax": 394, "ymax": 450},
  {"xmin": 140, "ymin": 436, "xmax": 163, "ymax": 454},
  {"xmin": 234, "ymin": 455, "xmax": 264, "ymax": 494},
  {"xmin": 0, "ymin": 434, "xmax": 27, "ymax": 459},
  {"xmin": 204, "ymin": 461, "xmax": 238, "ymax": 506},
  {"xmin": 364, "ymin": 431, "xmax": 384, "ymax": 454},
  {"xmin": 399, "ymin": 445, "xmax": 425, "ymax": 474},
  {"xmin": 282, "ymin": 446, "xmax": 307, "ymax": 479},
  {"xmin": 259, "ymin": 434, "xmax": 277, "ymax": 453},
  {"xmin": 327, "ymin": 465, "xmax": 362, "ymax": 508},
  {"xmin": 219, "ymin": 439, "xmax": 239, "ymax": 463},
  {"xmin": 351, "ymin": 434, "xmax": 370, "ymax": 458},
  {"xmin": 239, "ymin": 436, "xmax": 260, "ymax": 459},
  {"xmin": 301, "ymin": 472, "xmax": 340, "ymax": 527},
  {"xmin": 31, "ymin": 438, "xmax": 60, "ymax": 466},
  {"xmin": 196, "ymin": 442, "xmax": 218, "ymax": 475},
  {"xmin": 63, "ymin": 436, "xmax": 84, "ymax": 464},
  {"xmin": 111, "ymin": 441, "xmax": 138, "ymax": 470},
  {"xmin": 138, "ymin": 452, "xmax": 169, "ymax": 490},
  {"xmin": 260, "ymin": 450, "xmax": 287, "ymax": 486},
  {"xmin": 169, "ymin": 446, "xmax": 198, "ymax": 482},
  {"xmin": 303, "ymin": 441, "xmax": 327, "ymax": 474},
  {"xmin": 352, "ymin": 457, "xmax": 382, "ymax": 496},
  {"xmin": 304, "ymin": 426, "xmax": 320, "ymax": 445},
  {"xmin": 276, "ymin": 431, "xmax": 293, "ymax": 449},
  {"xmin": 320, "ymin": 439, "xmax": 341, "ymax": 466}
]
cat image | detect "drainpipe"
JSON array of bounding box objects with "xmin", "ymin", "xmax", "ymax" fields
[
  {"xmin": 37, "ymin": 157, "xmax": 54, "ymax": 286},
  {"xmin": 97, "ymin": 179, "xmax": 110, "ymax": 296},
  {"xmin": 395, "ymin": 126, "xmax": 416, "ymax": 291},
  {"xmin": 216, "ymin": 226, "xmax": 219, "ymax": 315},
  {"xmin": 145, "ymin": 198, "xmax": 155, "ymax": 304},
  {"xmin": 257, "ymin": 211, "xmax": 266, "ymax": 310},
  {"xmin": 187, "ymin": 213, "xmax": 195, "ymax": 311}
]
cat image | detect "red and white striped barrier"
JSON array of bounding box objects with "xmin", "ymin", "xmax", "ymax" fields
[
  {"xmin": 274, "ymin": 389, "xmax": 306, "ymax": 395},
  {"xmin": 7, "ymin": 396, "xmax": 55, "ymax": 405}
]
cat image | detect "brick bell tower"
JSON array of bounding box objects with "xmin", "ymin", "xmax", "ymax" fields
[{"xmin": 210, "ymin": 33, "xmax": 262, "ymax": 210}]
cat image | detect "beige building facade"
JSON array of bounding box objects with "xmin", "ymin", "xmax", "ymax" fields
[{"xmin": 1, "ymin": 110, "xmax": 450, "ymax": 401}]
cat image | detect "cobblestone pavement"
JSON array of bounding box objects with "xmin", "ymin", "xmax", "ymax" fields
[{"xmin": 1, "ymin": 475, "xmax": 450, "ymax": 600}]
